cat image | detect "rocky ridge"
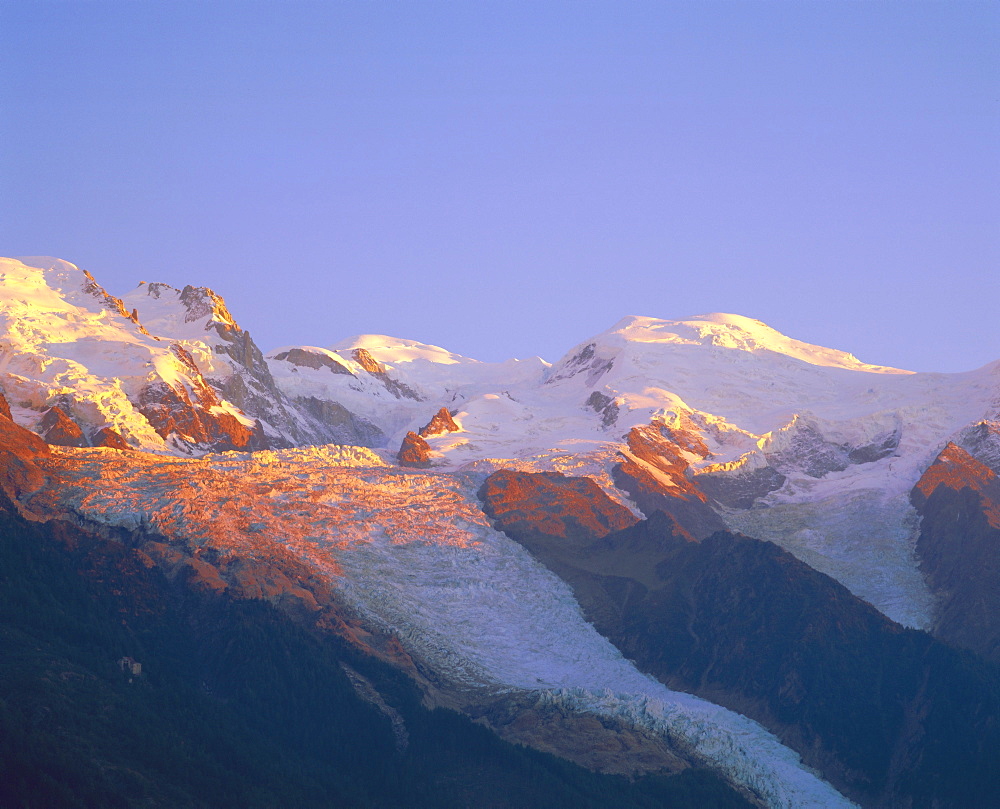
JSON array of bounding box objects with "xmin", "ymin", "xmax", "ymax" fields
[{"xmin": 3, "ymin": 255, "xmax": 1000, "ymax": 808}]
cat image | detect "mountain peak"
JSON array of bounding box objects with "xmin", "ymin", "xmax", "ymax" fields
[
  {"xmin": 601, "ymin": 313, "xmax": 912, "ymax": 374},
  {"xmin": 329, "ymin": 335, "xmax": 479, "ymax": 367},
  {"xmin": 125, "ymin": 281, "xmax": 239, "ymax": 335}
]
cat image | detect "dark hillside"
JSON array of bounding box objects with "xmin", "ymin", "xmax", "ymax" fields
[
  {"xmin": 481, "ymin": 469, "xmax": 1000, "ymax": 808},
  {"xmin": 0, "ymin": 491, "xmax": 751, "ymax": 809},
  {"xmin": 911, "ymin": 442, "xmax": 1000, "ymax": 663}
]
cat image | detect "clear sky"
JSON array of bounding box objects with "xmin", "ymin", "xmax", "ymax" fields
[{"xmin": 2, "ymin": 1, "xmax": 998, "ymax": 372}]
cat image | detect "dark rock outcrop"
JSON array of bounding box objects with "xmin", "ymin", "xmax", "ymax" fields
[
  {"xmin": 38, "ymin": 406, "xmax": 86, "ymax": 448},
  {"xmin": 380, "ymin": 376, "xmax": 422, "ymax": 401},
  {"xmin": 956, "ymin": 419, "xmax": 1000, "ymax": 474},
  {"xmin": 418, "ymin": 407, "xmax": 459, "ymax": 438},
  {"xmin": 294, "ymin": 396, "xmax": 386, "ymax": 448},
  {"xmin": 911, "ymin": 442, "xmax": 1000, "ymax": 663},
  {"xmin": 766, "ymin": 421, "xmax": 853, "ymax": 478},
  {"xmin": 545, "ymin": 343, "xmax": 615, "ymax": 386},
  {"xmin": 397, "ymin": 431, "xmax": 432, "ymax": 467},
  {"xmin": 91, "ymin": 426, "xmax": 130, "ymax": 450},
  {"xmin": 847, "ymin": 428, "xmax": 901, "ymax": 464},
  {"xmin": 203, "ymin": 318, "xmax": 311, "ymax": 448},
  {"xmin": 696, "ymin": 465, "xmax": 786, "ymax": 509},
  {"xmin": 612, "ymin": 420, "xmax": 726, "ymax": 539},
  {"xmin": 271, "ymin": 348, "xmax": 354, "ymax": 375},
  {"xmin": 585, "ymin": 391, "xmax": 619, "ymax": 428},
  {"xmin": 765, "ymin": 418, "xmax": 901, "ymax": 478}
]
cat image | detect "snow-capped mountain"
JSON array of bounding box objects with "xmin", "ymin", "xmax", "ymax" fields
[
  {"xmin": 266, "ymin": 309, "xmax": 998, "ymax": 630},
  {"xmin": 0, "ymin": 256, "xmax": 265, "ymax": 452},
  {"xmin": 266, "ymin": 334, "xmax": 549, "ymax": 445},
  {"xmin": 2, "ymin": 256, "xmax": 997, "ymax": 809},
  {"xmin": 0, "ymin": 257, "xmax": 387, "ymax": 453}
]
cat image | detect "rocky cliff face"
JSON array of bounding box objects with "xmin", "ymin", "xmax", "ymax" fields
[
  {"xmin": 135, "ymin": 342, "xmax": 265, "ymax": 452},
  {"xmin": 911, "ymin": 442, "xmax": 1000, "ymax": 663},
  {"xmin": 0, "ymin": 393, "xmax": 51, "ymax": 502},
  {"xmin": 37, "ymin": 405, "xmax": 87, "ymax": 448},
  {"xmin": 480, "ymin": 469, "xmax": 638, "ymax": 548},
  {"xmin": 418, "ymin": 407, "xmax": 460, "ymax": 438},
  {"xmin": 125, "ymin": 282, "xmax": 376, "ymax": 449},
  {"xmin": 0, "ymin": 258, "xmax": 271, "ymax": 453},
  {"xmin": 611, "ymin": 420, "xmax": 726, "ymax": 540}
]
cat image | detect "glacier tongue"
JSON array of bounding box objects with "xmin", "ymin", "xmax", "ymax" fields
[
  {"xmin": 724, "ymin": 488, "xmax": 933, "ymax": 628},
  {"xmin": 333, "ymin": 517, "xmax": 856, "ymax": 808},
  {"xmin": 48, "ymin": 446, "xmax": 856, "ymax": 808}
]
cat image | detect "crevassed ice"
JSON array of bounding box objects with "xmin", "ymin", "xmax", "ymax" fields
[
  {"xmin": 56, "ymin": 449, "xmax": 854, "ymax": 808},
  {"xmin": 325, "ymin": 477, "xmax": 856, "ymax": 809}
]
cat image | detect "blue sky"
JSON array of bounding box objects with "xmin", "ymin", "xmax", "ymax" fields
[{"xmin": 2, "ymin": 1, "xmax": 997, "ymax": 371}]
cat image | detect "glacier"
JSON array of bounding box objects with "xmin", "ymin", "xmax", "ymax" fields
[{"xmin": 42, "ymin": 445, "xmax": 856, "ymax": 808}]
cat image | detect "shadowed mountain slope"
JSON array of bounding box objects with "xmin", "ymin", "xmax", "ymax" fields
[
  {"xmin": 911, "ymin": 442, "xmax": 1000, "ymax": 663},
  {"xmin": 0, "ymin": 425, "xmax": 752, "ymax": 809},
  {"xmin": 480, "ymin": 469, "xmax": 1000, "ymax": 808}
]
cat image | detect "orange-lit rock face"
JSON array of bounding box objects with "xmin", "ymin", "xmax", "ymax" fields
[
  {"xmin": 397, "ymin": 431, "xmax": 432, "ymax": 467},
  {"xmin": 915, "ymin": 443, "xmax": 1000, "ymax": 529},
  {"xmin": 419, "ymin": 407, "xmax": 460, "ymax": 438},
  {"xmin": 352, "ymin": 347, "xmax": 386, "ymax": 375},
  {"xmin": 133, "ymin": 344, "xmax": 262, "ymax": 451},
  {"xmin": 480, "ymin": 469, "xmax": 638, "ymax": 541},
  {"xmin": 137, "ymin": 382, "xmax": 256, "ymax": 450},
  {"xmin": 611, "ymin": 419, "xmax": 725, "ymax": 540},
  {"xmin": 0, "ymin": 406, "xmax": 51, "ymax": 501},
  {"xmin": 619, "ymin": 421, "xmax": 709, "ymax": 500},
  {"xmin": 912, "ymin": 441, "xmax": 1000, "ymax": 662},
  {"xmin": 92, "ymin": 426, "xmax": 129, "ymax": 450},
  {"xmin": 38, "ymin": 405, "xmax": 86, "ymax": 448}
]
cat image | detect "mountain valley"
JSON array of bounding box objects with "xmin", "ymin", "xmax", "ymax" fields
[{"xmin": 1, "ymin": 256, "xmax": 997, "ymax": 808}]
